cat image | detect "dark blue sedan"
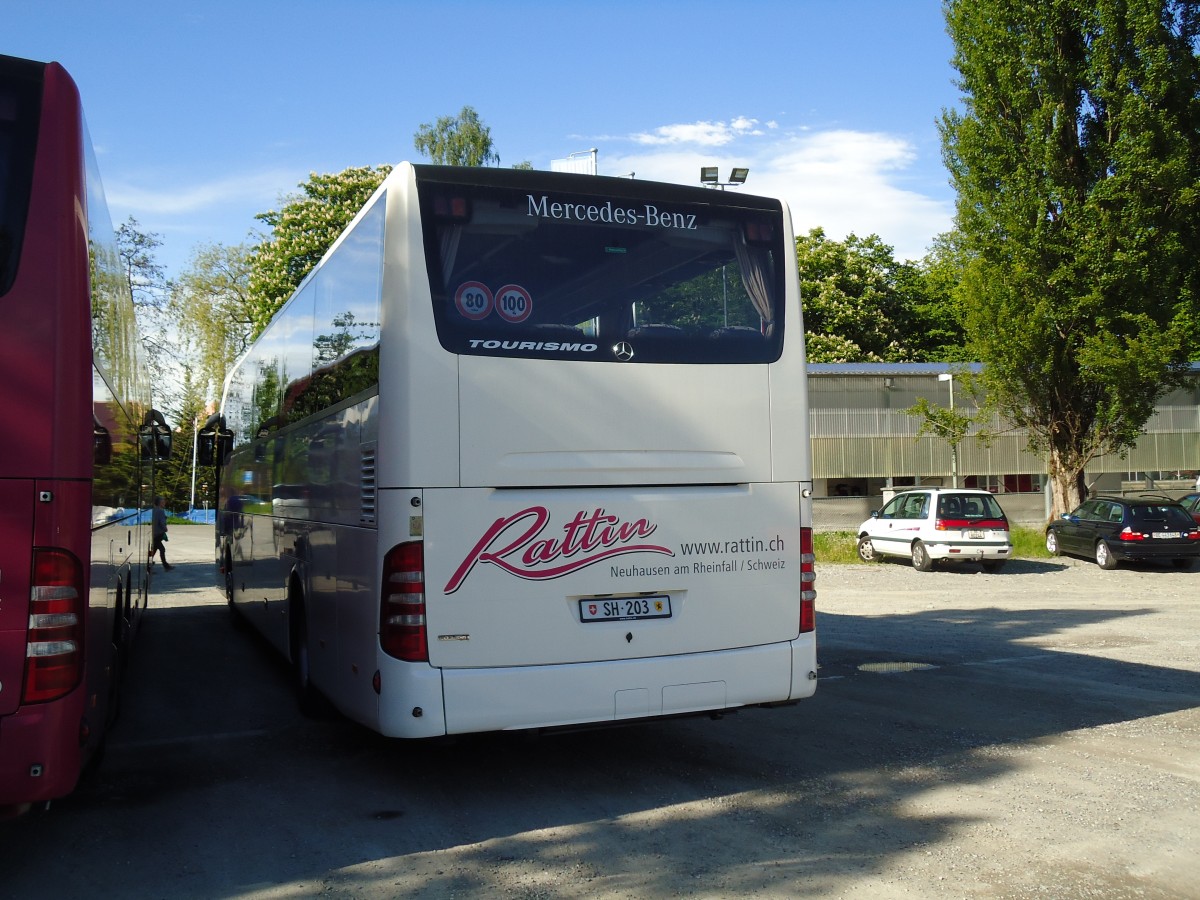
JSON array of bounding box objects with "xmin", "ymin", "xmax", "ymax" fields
[{"xmin": 1046, "ymin": 495, "xmax": 1200, "ymax": 570}]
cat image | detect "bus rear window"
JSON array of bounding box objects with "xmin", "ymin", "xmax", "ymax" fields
[
  {"xmin": 419, "ymin": 178, "xmax": 786, "ymax": 364},
  {"xmin": 0, "ymin": 55, "xmax": 43, "ymax": 298}
]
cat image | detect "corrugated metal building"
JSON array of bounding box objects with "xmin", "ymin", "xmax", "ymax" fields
[{"xmin": 808, "ymin": 362, "xmax": 1200, "ymax": 530}]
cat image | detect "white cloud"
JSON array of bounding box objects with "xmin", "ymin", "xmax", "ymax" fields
[
  {"xmin": 631, "ymin": 117, "xmax": 766, "ymax": 147},
  {"xmin": 600, "ymin": 124, "xmax": 953, "ymax": 260},
  {"xmin": 105, "ymin": 168, "xmax": 299, "ymax": 217}
]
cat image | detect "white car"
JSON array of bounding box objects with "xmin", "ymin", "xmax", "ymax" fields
[{"xmin": 856, "ymin": 488, "xmax": 1013, "ymax": 572}]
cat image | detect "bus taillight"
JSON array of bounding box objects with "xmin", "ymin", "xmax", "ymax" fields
[
  {"xmin": 380, "ymin": 541, "xmax": 428, "ymax": 662},
  {"xmin": 24, "ymin": 549, "xmax": 85, "ymax": 704},
  {"xmin": 800, "ymin": 527, "xmax": 816, "ymax": 634}
]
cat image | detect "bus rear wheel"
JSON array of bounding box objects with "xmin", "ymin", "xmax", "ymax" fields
[{"xmin": 289, "ymin": 590, "xmax": 326, "ymax": 717}]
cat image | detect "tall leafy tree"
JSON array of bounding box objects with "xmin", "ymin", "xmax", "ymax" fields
[
  {"xmin": 797, "ymin": 228, "xmax": 955, "ymax": 362},
  {"xmin": 169, "ymin": 241, "xmax": 256, "ymax": 403},
  {"xmin": 249, "ymin": 165, "xmax": 392, "ymax": 334},
  {"xmin": 150, "ymin": 370, "xmax": 213, "ymax": 513},
  {"xmin": 413, "ymin": 105, "xmax": 500, "ymax": 167},
  {"xmin": 115, "ymin": 217, "xmax": 182, "ymax": 412},
  {"xmin": 941, "ymin": 0, "xmax": 1200, "ymax": 515},
  {"xmin": 908, "ymin": 231, "xmax": 971, "ymax": 363}
]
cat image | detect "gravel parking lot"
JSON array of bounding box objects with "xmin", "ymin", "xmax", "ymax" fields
[{"xmin": 2, "ymin": 529, "xmax": 1198, "ymax": 899}]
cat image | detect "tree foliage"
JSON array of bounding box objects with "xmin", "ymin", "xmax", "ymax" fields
[
  {"xmin": 115, "ymin": 217, "xmax": 186, "ymax": 413},
  {"xmin": 941, "ymin": 0, "xmax": 1200, "ymax": 515},
  {"xmin": 796, "ymin": 228, "xmax": 962, "ymax": 362},
  {"xmin": 150, "ymin": 376, "xmax": 217, "ymax": 514},
  {"xmin": 169, "ymin": 241, "xmax": 257, "ymax": 403},
  {"xmin": 248, "ymin": 165, "xmax": 392, "ymax": 336},
  {"xmin": 413, "ymin": 105, "xmax": 500, "ymax": 167}
]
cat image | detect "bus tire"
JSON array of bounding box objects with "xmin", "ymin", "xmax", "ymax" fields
[
  {"xmin": 289, "ymin": 588, "xmax": 325, "ymax": 718},
  {"xmin": 223, "ymin": 550, "xmax": 246, "ymax": 630}
]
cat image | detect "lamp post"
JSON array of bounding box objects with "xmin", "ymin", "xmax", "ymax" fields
[
  {"xmin": 938, "ymin": 373, "xmax": 959, "ymax": 488},
  {"xmin": 189, "ymin": 415, "xmax": 198, "ymax": 514}
]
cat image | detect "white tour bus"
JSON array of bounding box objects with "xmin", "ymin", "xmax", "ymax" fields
[{"xmin": 203, "ymin": 163, "xmax": 816, "ymax": 738}]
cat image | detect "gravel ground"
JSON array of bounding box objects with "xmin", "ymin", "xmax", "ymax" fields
[{"xmin": 3, "ymin": 530, "xmax": 1198, "ymax": 899}]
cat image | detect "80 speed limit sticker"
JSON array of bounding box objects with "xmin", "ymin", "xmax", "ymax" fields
[{"xmin": 454, "ymin": 281, "xmax": 493, "ymax": 320}]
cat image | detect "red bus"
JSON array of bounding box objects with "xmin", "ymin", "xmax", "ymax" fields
[{"xmin": 0, "ymin": 53, "xmax": 167, "ymax": 816}]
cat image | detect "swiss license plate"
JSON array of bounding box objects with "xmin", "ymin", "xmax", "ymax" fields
[
  {"xmin": 1152, "ymin": 532, "xmax": 1181, "ymax": 539},
  {"xmin": 580, "ymin": 595, "xmax": 672, "ymax": 623},
  {"xmin": 968, "ymin": 530, "xmax": 984, "ymax": 539}
]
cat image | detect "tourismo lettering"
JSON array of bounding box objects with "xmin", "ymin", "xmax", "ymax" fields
[
  {"xmin": 443, "ymin": 506, "xmax": 673, "ymax": 593},
  {"xmin": 467, "ymin": 339, "xmax": 599, "ymax": 353},
  {"xmin": 527, "ymin": 195, "xmax": 698, "ymax": 231}
]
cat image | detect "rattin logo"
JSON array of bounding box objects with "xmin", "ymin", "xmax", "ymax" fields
[{"xmin": 444, "ymin": 506, "xmax": 673, "ymax": 593}]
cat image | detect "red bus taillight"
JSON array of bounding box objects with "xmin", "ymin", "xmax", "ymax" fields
[
  {"xmin": 380, "ymin": 541, "xmax": 428, "ymax": 662},
  {"xmin": 800, "ymin": 527, "xmax": 816, "ymax": 634},
  {"xmin": 24, "ymin": 549, "xmax": 85, "ymax": 703}
]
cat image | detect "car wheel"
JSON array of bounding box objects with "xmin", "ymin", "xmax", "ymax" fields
[
  {"xmin": 1095, "ymin": 541, "xmax": 1117, "ymax": 570},
  {"xmin": 1045, "ymin": 530, "xmax": 1060, "ymax": 556},
  {"xmin": 911, "ymin": 540, "xmax": 933, "ymax": 572},
  {"xmin": 1172, "ymin": 558, "xmax": 1195, "ymax": 571},
  {"xmin": 856, "ymin": 535, "xmax": 878, "ymax": 563}
]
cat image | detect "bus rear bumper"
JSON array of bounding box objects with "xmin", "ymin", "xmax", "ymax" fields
[
  {"xmin": 0, "ymin": 699, "xmax": 83, "ymax": 810},
  {"xmin": 374, "ymin": 636, "xmax": 816, "ymax": 738}
]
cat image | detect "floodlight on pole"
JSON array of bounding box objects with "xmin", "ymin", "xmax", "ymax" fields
[{"xmin": 700, "ymin": 166, "xmax": 749, "ymax": 190}]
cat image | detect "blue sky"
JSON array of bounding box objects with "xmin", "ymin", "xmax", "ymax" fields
[{"xmin": 6, "ymin": 0, "xmax": 961, "ymax": 281}]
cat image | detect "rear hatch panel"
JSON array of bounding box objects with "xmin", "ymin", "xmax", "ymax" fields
[{"xmin": 423, "ymin": 483, "xmax": 801, "ymax": 669}]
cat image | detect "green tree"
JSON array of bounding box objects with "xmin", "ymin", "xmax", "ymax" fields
[
  {"xmin": 115, "ymin": 217, "xmax": 183, "ymax": 412},
  {"xmin": 797, "ymin": 228, "xmax": 935, "ymax": 362},
  {"xmin": 941, "ymin": 0, "xmax": 1200, "ymax": 516},
  {"xmin": 413, "ymin": 106, "xmax": 500, "ymax": 167},
  {"xmin": 249, "ymin": 165, "xmax": 392, "ymax": 334},
  {"xmin": 151, "ymin": 372, "xmax": 212, "ymax": 513},
  {"xmin": 170, "ymin": 242, "xmax": 257, "ymax": 404},
  {"xmin": 907, "ymin": 232, "xmax": 971, "ymax": 362}
]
